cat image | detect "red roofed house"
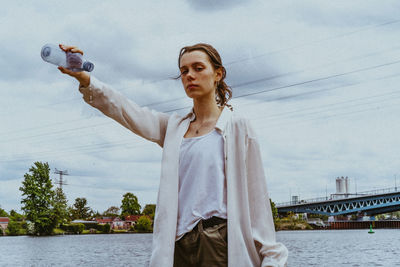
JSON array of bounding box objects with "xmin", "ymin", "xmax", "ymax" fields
[
  {"xmin": 96, "ymin": 217, "xmax": 113, "ymax": 225},
  {"xmin": 96, "ymin": 217, "xmax": 128, "ymax": 230},
  {"xmin": 112, "ymin": 217, "xmax": 125, "ymax": 230},
  {"xmin": 124, "ymin": 215, "xmax": 142, "ymax": 229},
  {"xmin": 96, "ymin": 215, "xmax": 151, "ymax": 230},
  {"xmin": 0, "ymin": 217, "xmax": 9, "ymax": 235}
]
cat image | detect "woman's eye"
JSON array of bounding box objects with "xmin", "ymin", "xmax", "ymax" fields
[
  {"xmin": 195, "ymin": 67, "xmax": 203, "ymax": 71},
  {"xmin": 181, "ymin": 70, "xmax": 188, "ymax": 75}
]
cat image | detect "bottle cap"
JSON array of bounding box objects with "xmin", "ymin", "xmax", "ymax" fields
[
  {"xmin": 41, "ymin": 45, "xmax": 51, "ymax": 60},
  {"xmin": 83, "ymin": 62, "xmax": 94, "ymax": 72}
]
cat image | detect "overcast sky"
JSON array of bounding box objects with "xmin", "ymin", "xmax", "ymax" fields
[{"xmin": 1, "ymin": 0, "xmax": 399, "ymax": 213}]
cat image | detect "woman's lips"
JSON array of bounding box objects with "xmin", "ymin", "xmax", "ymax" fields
[{"xmin": 187, "ymin": 84, "xmax": 198, "ymax": 89}]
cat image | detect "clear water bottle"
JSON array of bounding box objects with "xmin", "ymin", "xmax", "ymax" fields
[{"xmin": 41, "ymin": 44, "xmax": 94, "ymax": 72}]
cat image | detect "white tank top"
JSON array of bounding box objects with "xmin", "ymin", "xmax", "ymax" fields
[{"xmin": 176, "ymin": 129, "xmax": 227, "ymax": 240}]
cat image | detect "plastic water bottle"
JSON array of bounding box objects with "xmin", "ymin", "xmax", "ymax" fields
[{"xmin": 41, "ymin": 44, "xmax": 94, "ymax": 72}]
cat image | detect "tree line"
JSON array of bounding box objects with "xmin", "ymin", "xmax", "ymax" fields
[{"xmin": 1, "ymin": 161, "xmax": 155, "ymax": 236}]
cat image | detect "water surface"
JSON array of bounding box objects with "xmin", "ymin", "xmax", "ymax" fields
[{"xmin": 1, "ymin": 230, "xmax": 399, "ymax": 266}]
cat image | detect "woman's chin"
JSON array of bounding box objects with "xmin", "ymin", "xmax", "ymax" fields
[
  {"xmin": 185, "ymin": 91, "xmax": 198, "ymax": 99},
  {"xmin": 185, "ymin": 91, "xmax": 211, "ymax": 100}
]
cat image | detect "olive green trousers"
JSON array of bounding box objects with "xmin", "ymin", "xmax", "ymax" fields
[{"xmin": 173, "ymin": 220, "xmax": 228, "ymax": 267}]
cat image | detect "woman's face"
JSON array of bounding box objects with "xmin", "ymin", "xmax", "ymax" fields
[{"xmin": 179, "ymin": 50, "xmax": 222, "ymax": 101}]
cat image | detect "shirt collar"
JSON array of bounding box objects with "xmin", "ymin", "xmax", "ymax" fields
[{"xmin": 183, "ymin": 106, "xmax": 233, "ymax": 132}]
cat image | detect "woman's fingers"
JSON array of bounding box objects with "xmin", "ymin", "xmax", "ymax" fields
[
  {"xmin": 58, "ymin": 66, "xmax": 89, "ymax": 86},
  {"xmin": 71, "ymin": 48, "xmax": 84, "ymax": 55},
  {"xmin": 57, "ymin": 46, "xmax": 90, "ymax": 86},
  {"xmin": 58, "ymin": 66, "xmax": 71, "ymax": 75},
  {"xmin": 58, "ymin": 66, "xmax": 78, "ymax": 77},
  {"xmin": 59, "ymin": 44, "xmax": 84, "ymax": 55}
]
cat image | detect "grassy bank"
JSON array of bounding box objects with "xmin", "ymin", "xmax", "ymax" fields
[{"xmin": 274, "ymin": 217, "xmax": 313, "ymax": 231}]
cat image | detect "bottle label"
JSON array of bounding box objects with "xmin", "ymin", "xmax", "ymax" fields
[{"xmin": 66, "ymin": 52, "xmax": 83, "ymax": 70}]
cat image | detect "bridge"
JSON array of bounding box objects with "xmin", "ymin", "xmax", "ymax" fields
[{"xmin": 276, "ymin": 187, "xmax": 400, "ymax": 216}]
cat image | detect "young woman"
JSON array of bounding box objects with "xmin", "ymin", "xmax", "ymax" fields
[{"xmin": 59, "ymin": 43, "xmax": 288, "ymax": 267}]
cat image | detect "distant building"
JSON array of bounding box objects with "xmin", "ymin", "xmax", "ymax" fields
[
  {"xmin": 83, "ymin": 216, "xmax": 152, "ymax": 230},
  {"xmin": 96, "ymin": 217, "xmax": 113, "ymax": 225},
  {"xmin": 0, "ymin": 217, "xmax": 9, "ymax": 235},
  {"xmin": 124, "ymin": 215, "xmax": 142, "ymax": 229},
  {"xmin": 112, "ymin": 217, "xmax": 125, "ymax": 230}
]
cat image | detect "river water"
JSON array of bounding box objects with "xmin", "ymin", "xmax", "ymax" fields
[{"xmin": 0, "ymin": 229, "xmax": 399, "ymax": 266}]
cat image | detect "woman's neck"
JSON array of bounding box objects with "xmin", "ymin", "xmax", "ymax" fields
[{"xmin": 192, "ymin": 98, "xmax": 222, "ymax": 123}]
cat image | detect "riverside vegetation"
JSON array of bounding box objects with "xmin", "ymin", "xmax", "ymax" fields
[
  {"xmin": 1, "ymin": 161, "xmax": 314, "ymax": 237},
  {"xmin": 0, "ymin": 161, "xmax": 155, "ymax": 236},
  {"xmin": 270, "ymin": 200, "xmax": 314, "ymax": 231}
]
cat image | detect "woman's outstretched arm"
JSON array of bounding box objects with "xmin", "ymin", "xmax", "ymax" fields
[
  {"xmin": 59, "ymin": 44, "xmax": 170, "ymax": 147},
  {"xmin": 79, "ymin": 77, "xmax": 169, "ymax": 147}
]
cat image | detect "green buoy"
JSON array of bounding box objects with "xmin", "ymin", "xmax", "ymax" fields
[{"xmin": 368, "ymin": 224, "xmax": 375, "ymax": 234}]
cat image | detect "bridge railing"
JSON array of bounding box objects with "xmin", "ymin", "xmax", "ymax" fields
[{"xmin": 276, "ymin": 186, "xmax": 400, "ymax": 207}]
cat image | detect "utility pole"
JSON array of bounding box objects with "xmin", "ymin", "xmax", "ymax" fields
[
  {"xmin": 354, "ymin": 177, "xmax": 357, "ymax": 195},
  {"xmin": 54, "ymin": 168, "xmax": 69, "ymax": 190},
  {"xmin": 325, "ymin": 184, "xmax": 328, "ymax": 200}
]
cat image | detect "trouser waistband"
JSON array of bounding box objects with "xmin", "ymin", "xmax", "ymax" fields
[{"xmin": 195, "ymin": 216, "xmax": 227, "ymax": 230}]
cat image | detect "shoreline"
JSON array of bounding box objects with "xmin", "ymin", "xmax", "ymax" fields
[{"xmin": 1, "ymin": 228, "xmax": 153, "ymax": 237}]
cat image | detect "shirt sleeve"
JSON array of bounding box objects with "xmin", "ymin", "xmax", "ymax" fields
[
  {"xmin": 246, "ymin": 122, "xmax": 288, "ymax": 267},
  {"xmin": 78, "ymin": 76, "xmax": 170, "ymax": 147}
]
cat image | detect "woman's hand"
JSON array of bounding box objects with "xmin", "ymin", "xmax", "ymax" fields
[{"xmin": 58, "ymin": 44, "xmax": 90, "ymax": 88}]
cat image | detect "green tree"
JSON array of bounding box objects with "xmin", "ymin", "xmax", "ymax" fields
[
  {"xmin": 142, "ymin": 204, "xmax": 156, "ymax": 220},
  {"xmin": 9, "ymin": 210, "xmax": 24, "ymax": 221},
  {"xmin": 92, "ymin": 210, "xmax": 101, "ymax": 219},
  {"xmin": 270, "ymin": 199, "xmax": 278, "ymax": 219},
  {"xmin": 135, "ymin": 215, "xmax": 152, "ymax": 232},
  {"xmin": 53, "ymin": 188, "xmax": 69, "ymax": 225},
  {"xmin": 6, "ymin": 220, "xmax": 22, "ymax": 236},
  {"xmin": 70, "ymin": 198, "xmax": 92, "ymax": 220},
  {"xmin": 120, "ymin": 193, "xmax": 141, "ymax": 216},
  {"xmin": 0, "ymin": 205, "xmax": 9, "ymax": 217},
  {"xmin": 19, "ymin": 162, "xmax": 57, "ymax": 235},
  {"xmin": 103, "ymin": 206, "xmax": 120, "ymax": 218}
]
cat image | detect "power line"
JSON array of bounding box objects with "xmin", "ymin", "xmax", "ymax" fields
[
  {"xmin": 258, "ymin": 102, "xmax": 400, "ymax": 133},
  {"xmin": 260, "ymin": 94, "xmax": 400, "ymax": 127},
  {"xmin": 225, "ymin": 18, "xmax": 400, "ymax": 65},
  {"xmin": 1, "ymin": 83, "xmax": 399, "ymax": 164},
  {"xmin": 252, "ymin": 88, "xmax": 400, "ymax": 131},
  {"xmin": 162, "ymin": 58, "xmax": 400, "ymax": 114},
  {"xmin": 0, "ymin": 118, "xmax": 94, "ymax": 137},
  {"xmin": 2, "ymin": 17, "xmax": 399, "ymax": 119},
  {"xmin": 0, "ymin": 122, "xmax": 111, "ymax": 143},
  {"xmin": 246, "ymin": 72, "xmax": 400, "ymax": 119},
  {"xmin": 0, "ymin": 139, "xmax": 151, "ymax": 163},
  {"xmin": 6, "ymin": 43, "xmax": 395, "ymax": 139},
  {"xmin": 3, "ymin": 25, "xmax": 400, "ymax": 139},
  {"xmin": 2, "ymin": 45, "xmax": 400, "ymax": 162},
  {"xmin": 232, "ymin": 59, "xmax": 400, "ymax": 98},
  {"xmin": 257, "ymin": 91, "xmax": 400, "ymax": 124},
  {"xmin": 1, "ymin": 57, "xmax": 399, "ymax": 146}
]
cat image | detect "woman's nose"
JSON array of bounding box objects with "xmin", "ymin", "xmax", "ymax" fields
[{"xmin": 186, "ymin": 70, "xmax": 195, "ymax": 80}]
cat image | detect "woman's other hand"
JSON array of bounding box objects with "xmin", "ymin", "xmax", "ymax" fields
[{"xmin": 58, "ymin": 44, "xmax": 90, "ymax": 87}]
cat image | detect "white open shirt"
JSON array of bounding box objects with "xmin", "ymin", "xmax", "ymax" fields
[{"xmin": 176, "ymin": 129, "xmax": 227, "ymax": 240}]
